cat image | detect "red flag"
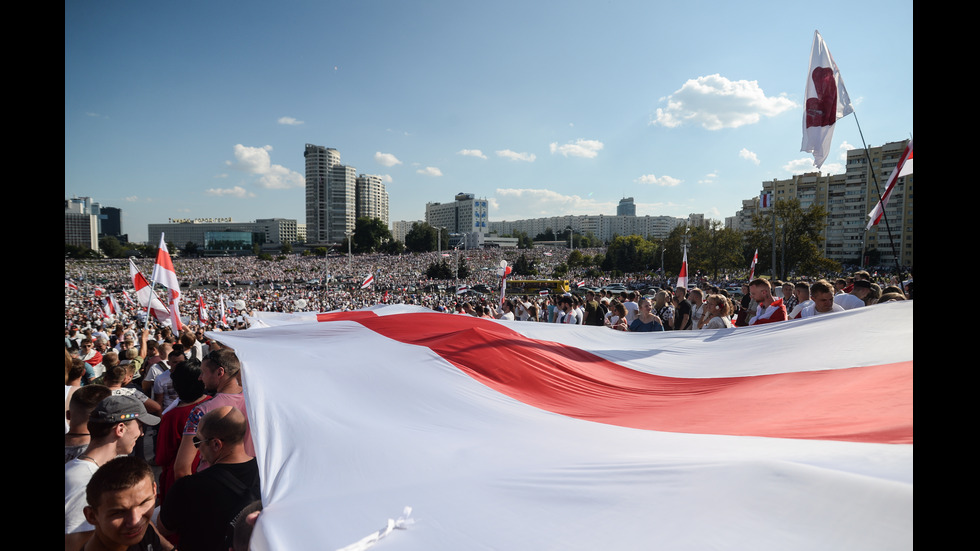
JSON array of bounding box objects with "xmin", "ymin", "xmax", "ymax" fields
[
  {"xmin": 759, "ymin": 192, "xmax": 772, "ymax": 208},
  {"xmin": 65, "ymin": 279, "xmax": 79, "ymax": 291},
  {"xmin": 360, "ymin": 273, "xmax": 374, "ymax": 289},
  {"xmin": 749, "ymin": 249, "xmax": 759, "ymax": 280},
  {"xmin": 866, "ymin": 140, "xmax": 913, "ymax": 230},
  {"xmin": 801, "ymin": 30, "xmax": 853, "ymax": 169}
]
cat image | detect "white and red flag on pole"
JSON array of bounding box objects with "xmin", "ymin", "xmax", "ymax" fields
[
  {"xmin": 152, "ymin": 234, "xmax": 182, "ymax": 330},
  {"xmin": 109, "ymin": 294, "xmax": 122, "ymax": 318},
  {"xmin": 360, "ymin": 273, "xmax": 374, "ymax": 289},
  {"xmin": 65, "ymin": 279, "xmax": 79, "ymax": 291},
  {"xmin": 866, "ymin": 140, "xmax": 913, "ymax": 230},
  {"xmin": 101, "ymin": 297, "xmax": 115, "ymax": 319},
  {"xmin": 749, "ymin": 249, "xmax": 759, "ymax": 280},
  {"xmin": 219, "ymin": 295, "xmax": 228, "ymax": 326},
  {"xmin": 229, "ymin": 303, "xmax": 912, "ymax": 550},
  {"xmin": 198, "ymin": 295, "xmax": 210, "ymax": 323},
  {"xmin": 456, "ymin": 285, "xmax": 469, "ymax": 295},
  {"xmin": 801, "ymin": 30, "xmax": 853, "ymax": 169},
  {"xmin": 676, "ymin": 248, "xmax": 689, "ymax": 289},
  {"xmin": 94, "ymin": 287, "xmax": 106, "ymax": 297},
  {"xmin": 129, "ymin": 259, "xmax": 170, "ymax": 321}
]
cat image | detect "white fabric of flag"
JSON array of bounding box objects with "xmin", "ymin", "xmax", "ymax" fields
[
  {"xmin": 217, "ymin": 303, "xmax": 912, "ymax": 551},
  {"xmin": 801, "ymin": 30, "xmax": 854, "ymax": 169}
]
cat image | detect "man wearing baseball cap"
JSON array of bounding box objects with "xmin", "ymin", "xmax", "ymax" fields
[{"xmin": 65, "ymin": 395, "xmax": 160, "ymax": 549}]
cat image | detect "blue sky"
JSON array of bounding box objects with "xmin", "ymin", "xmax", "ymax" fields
[{"xmin": 66, "ymin": 1, "xmax": 913, "ymax": 243}]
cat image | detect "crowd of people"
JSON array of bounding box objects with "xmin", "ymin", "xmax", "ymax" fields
[{"xmin": 66, "ymin": 248, "xmax": 911, "ymax": 550}]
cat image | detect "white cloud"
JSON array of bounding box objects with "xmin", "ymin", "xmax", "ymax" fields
[
  {"xmin": 635, "ymin": 174, "xmax": 682, "ymax": 187},
  {"xmin": 784, "ymin": 158, "xmax": 844, "ymax": 175},
  {"xmin": 277, "ymin": 116, "xmax": 304, "ymax": 125},
  {"xmin": 417, "ymin": 166, "xmax": 442, "ymax": 177},
  {"xmin": 375, "ymin": 152, "xmax": 403, "ymax": 167},
  {"xmin": 206, "ymin": 186, "xmax": 256, "ymax": 198},
  {"xmin": 458, "ymin": 149, "xmax": 488, "ymax": 159},
  {"xmin": 652, "ymin": 74, "xmax": 797, "ymax": 130},
  {"xmin": 739, "ymin": 148, "xmax": 760, "ymax": 165},
  {"xmin": 124, "ymin": 196, "xmax": 139, "ymax": 202},
  {"xmin": 549, "ymin": 139, "xmax": 604, "ymax": 159},
  {"xmin": 496, "ymin": 149, "xmax": 536, "ymax": 162},
  {"xmin": 215, "ymin": 173, "xmax": 228, "ymax": 178},
  {"xmin": 698, "ymin": 172, "xmax": 718, "ymax": 184},
  {"xmin": 381, "ymin": 174, "xmax": 393, "ymax": 183},
  {"xmin": 229, "ymin": 144, "xmax": 304, "ymax": 189}
]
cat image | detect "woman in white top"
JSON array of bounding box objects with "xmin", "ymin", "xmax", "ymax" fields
[{"xmin": 701, "ymin": 294, "xmax": 733, "ymax": 329}]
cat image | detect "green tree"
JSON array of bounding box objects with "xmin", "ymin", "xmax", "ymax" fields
[
  {"xmin": 352, "ymin": 217, "xmax": 393, "ymax": 253},
  {"xmin": 99, "ymin": 236, "xmax": 126, "ymax": 258},
  {"xmin": 689, "ymin": 221, "xmax": 744, "ymax": 280},
  {"xmin": 567, "ymin": 250, "xmax": 586, "ymax": 267},
  {"xmin": 381, "ymin": 239, "xmax": 405, "ymax": 255},
  {"xmin": 457, "ymin": 256, "xmax": 471, "ymax": 279},
  {"xmin": 405, "ymin": 222, "xmax": 448, "ymax": 253},
  {"xmin": 426, "ymin": 259, "xmax": 453, "ymax": 279},
  {"xmin": 603, "ymin": 235, "xmax": 657, "ymax": 273},
  {"xmin": 280, "ymin": 242, "xmax": 293, "ymax": 255},
  {"xmin": 513, "ymin": 253, "xmax": 538, "ymax": 276},
  {"xmin": 745, "ymin": 198, "xmax": 839, "ymax": 278}
]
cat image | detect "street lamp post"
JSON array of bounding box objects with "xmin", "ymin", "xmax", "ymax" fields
[{"xmin": 345, "ymin": 230, "xmax": 354, "ymax": 272}]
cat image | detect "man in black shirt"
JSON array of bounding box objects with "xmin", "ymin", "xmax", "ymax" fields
[
  {"xmin": 673, "ymin": 286, "xmax": 693, "ymax": 330},
  {"xmin": 159, "ymin": 406, "xmax": 260, "ymax": 551}
]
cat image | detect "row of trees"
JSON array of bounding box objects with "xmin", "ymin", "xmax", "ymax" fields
[{"xmin": 598, "ymin": 199, "xmax": 839, "ymax": 279}]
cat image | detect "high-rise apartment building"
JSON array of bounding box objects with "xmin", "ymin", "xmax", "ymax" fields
[
  {"xmin": 356, "ymin": 174, "xmax": 389, "ymax": 226},
  {"xmin": 739, "ymin": 139, "xmax": 912, "ymax": 267},
  {"xmin": 305, "ymin": 144, "xmax": 356, "ymax": 244}
]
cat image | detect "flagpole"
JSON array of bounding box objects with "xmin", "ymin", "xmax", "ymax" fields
[{"xmin": 851, "ymin": 112, "xmax": 903, "ymax": 278}]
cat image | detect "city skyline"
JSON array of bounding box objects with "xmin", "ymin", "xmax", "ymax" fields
[{"xmin": 66, "ymin": 1, "xmax": 913, "ymax": 243}]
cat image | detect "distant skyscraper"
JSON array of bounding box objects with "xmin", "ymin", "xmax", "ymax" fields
[
  {"xmin": 101, "ymin": 206, "xmax": 122, "ymax": 238},
  {"xmin": 617, "ymin": 197, "xmax": 636, "ymax": 217},
  {"xmin": 305, "ymin": 144, "xmax": 356, "ymax": 243},
  {"xmin": 356, "ymin": 174, "xmax": 389, "ymax": 226}
]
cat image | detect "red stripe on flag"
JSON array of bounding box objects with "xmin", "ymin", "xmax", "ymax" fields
[{"xmin": 324, "ymin": 312, "xmax": 912, "ymax": 444}]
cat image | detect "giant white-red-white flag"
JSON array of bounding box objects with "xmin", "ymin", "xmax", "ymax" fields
[
  {"xmin": 129, "ymin": 259, "xmax": 171, "ymax": 321},
  {"xmin": 801, "ymin": 30, "xmax": 853, "ymax": 169},
  {"xmin": 227, "ymin": 304, "xmax": 912, "ymax": 550},
  {"xmin": 867, "ymin": 139, "xmax": 913, "ymax": 230},
  {"xmin": 676, "ymin": 247, "xmax": 689, "ymax": 289},
  {"xmin": 749, "ymin": 248, "xmax": 759, "ymax": 280}
]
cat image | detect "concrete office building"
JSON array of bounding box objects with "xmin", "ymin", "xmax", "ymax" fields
[
  {"xmin": 65, "ymin": 200, "xmax": 99, "ymax": 250},
  {"xmin": 305, "ymin": 144, "xmax": 356, "ymax": 244},
  {"xmin": 148, "ymin": 218, "xmax": 299, "ymax": 251}
]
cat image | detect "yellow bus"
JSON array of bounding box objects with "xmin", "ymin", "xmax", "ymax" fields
[{"xmin": 505, "ymin": 279, "xmax": 571, "ymax": 296}]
